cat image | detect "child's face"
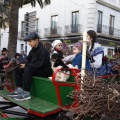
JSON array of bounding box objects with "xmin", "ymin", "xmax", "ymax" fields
[
  {"xmin": 28, "ymin": 39, "xmax": 39, "ymax": 48},
  {"xmin": 73, "ymin": 47, "xmax": 80, "ymax": 55},
  {"xmin": 55, "ymin": 43, "xmax": 63, "ymax": 51}
]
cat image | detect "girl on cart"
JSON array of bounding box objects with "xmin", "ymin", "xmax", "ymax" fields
[{"xmin": 86, "ymin": 30, "xmax": 111, "ymax": 76}]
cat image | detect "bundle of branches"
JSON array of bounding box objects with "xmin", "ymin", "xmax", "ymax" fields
[
  {"xmin": 65, "ymin": 75, "xmax": 120, "ymax": 120},
  {"xmin": 112, "ymin": 62, "xmax": 120, "ymax": 73}
]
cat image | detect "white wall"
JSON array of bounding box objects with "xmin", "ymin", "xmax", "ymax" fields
[
  {"xmin": 18, "ymin": 0, "xmax": 89, "ymax": 53},
  {"xmin": 96, "ymin": 3, "xmax": 120, "ymax": 28},
  {"xmin": 0, "ymin": 28, "xmax": 9, "ymax": 51}
]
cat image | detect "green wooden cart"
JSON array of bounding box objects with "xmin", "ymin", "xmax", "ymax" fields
[
  {"xmin": 0, "ymin": 68, "xmax": 119, "ymax": 119},
  {"xmin": 0, "ymin": 68, "xmax": 80, "ymax": 119}
]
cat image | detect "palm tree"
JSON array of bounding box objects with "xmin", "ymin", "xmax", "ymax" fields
[
  {"xmin": 8, "ymin": 0, "xmax": 51, "ymax": 58},
  {"xmin": 0, "ymin": 5, "xmax": 9, "ymax": 29},
  {"xmin": 0, "ymin": 4, "xmax": 9, "ymax": 51}
]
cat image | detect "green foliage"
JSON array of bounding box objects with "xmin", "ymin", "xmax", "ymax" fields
[
  {"xmin": 0, "ymin": 5, "xmax": 9, "ymax": 29},
  {"xmin": 20, "ymin": 0, "xmax": 51, "ymax": 8}
]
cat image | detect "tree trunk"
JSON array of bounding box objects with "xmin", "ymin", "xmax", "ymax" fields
[{"xmin": 8, "ymin": 0, "xmax": 20, "ymax": 58}]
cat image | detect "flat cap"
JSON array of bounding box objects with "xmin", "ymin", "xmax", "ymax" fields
[{"xmin": 24, "ymin": 32, "xmax": 40, "ymax": 41}]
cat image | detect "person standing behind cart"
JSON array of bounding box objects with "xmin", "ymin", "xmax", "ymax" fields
[
  {"xmin": 0, "ymin": 48, "xmax": 9, "ymax": 70},
  {"xmin": 20, "ymin": 50, "xmax": 27, "ymax": 61},
  {"xmin": 0, "ymin": 48, "xmax": 9, "ymax": 90},
  {"xmin": 7, "ymin": 32, "xmax": 53, "ymax": 101}
]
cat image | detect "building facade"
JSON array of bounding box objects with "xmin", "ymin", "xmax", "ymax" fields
[{"xmin": 1, "ymin": 0, "xmax": 120, "ymax": 57}]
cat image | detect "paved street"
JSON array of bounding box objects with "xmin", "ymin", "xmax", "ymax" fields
[{"xmin": 0, "ymin": 96, "xmax": 27, "ymax": 118}]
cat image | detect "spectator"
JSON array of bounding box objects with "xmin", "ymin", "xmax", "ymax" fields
[
  {"xmin": 0, "ymin": 48, "xmax": 9, "ymax": 70},
  {"xmin": 20, "ymin": 50, "xmax": 27, "ymax": 61},
  {"xmin": 43, "ymin": 41, "xmax": 52, "ymax": 54}
]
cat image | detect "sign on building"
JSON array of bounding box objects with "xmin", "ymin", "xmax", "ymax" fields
[
  {"xmin": 24, "ymin": 11, "xmax": 36, "ymax": 36},
  {"xmin": 24, "ymin": 11, "xmax": 36, "ymax": 53}
]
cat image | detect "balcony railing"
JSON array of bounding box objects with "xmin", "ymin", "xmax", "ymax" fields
[
  {"xmin": 65, "ymin": 24, "xmax": 82, "ymax": 35},
  {"xmin": 97, "ymin": 24, "xmax": 120, "ymax": 37},
  {"xmin": 44, "ymin": 27, "xmax": 62, "ymax": 37},
  {"xmin": 18, "ymin": 29, "xmax": 41, "ymax": 39}
]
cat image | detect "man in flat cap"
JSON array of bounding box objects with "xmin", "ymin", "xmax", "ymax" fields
[{"xmin": 7, "ymin": 32, "xmax": 53, "ymax": 101}]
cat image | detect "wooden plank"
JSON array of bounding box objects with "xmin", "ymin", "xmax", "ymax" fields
[{"xmin": 0, "ymin": 90, "xmax": 60, "ymax": 114}]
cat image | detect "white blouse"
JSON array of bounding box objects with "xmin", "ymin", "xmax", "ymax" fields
[{"xmin": 88, "ymin": 43, "xmax": 104, "ymax": 68}]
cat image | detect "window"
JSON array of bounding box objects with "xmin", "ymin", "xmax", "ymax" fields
[
  {"xmin": 109, "ymin": 15, "xmax": 115, "ymax": 35},
  {"xmin": 72, "ymin": 11, "xmax": 79, "ymax": 33},
  {"xmin": 51, "ymin": 15, "xmax": 58, "ymax": 34},
  {"xmin": 21, "ymin": 21, "xmax": 25, "ymax": 37},
  {"xmin": 21, "ymin": 44, "xmax": 24, "ymax": 51},
  {"xmin": 36, "ymin": 18, "xmax": 39, "ymax": 33},
  {"xmin": 107, "ymin": 48, "xmax": 113, "ymax": 58},
  {"xmin": 97, "ymin": 11, "xmax": 103, "ymax": 33},
  {"xmin": 21, "ymin": 21, "xmax": 25, "ymax": 32}
]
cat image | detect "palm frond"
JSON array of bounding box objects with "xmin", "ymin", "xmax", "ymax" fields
[
  {"xmin": 0, "ymin": 6, "xmax": 9, "ymax": 17},
  {"xmin": 0, "ymin": 17, "xmax": 7, "ymax": 29},
  {"xmin": 20, "ymin": 0, "xmax": 51, "ymax": 8},
  {"xmin": 44, "ymin": 0, "xmax": 51, "ymax": 5},
  {"xmin": 37, "ymin": 0, "xmax": 43, "ymax": 8}
]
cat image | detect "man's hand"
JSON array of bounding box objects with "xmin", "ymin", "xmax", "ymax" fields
[{"xmin": 20, "ymin": 64, "xmax": 25, "ymax": 69}]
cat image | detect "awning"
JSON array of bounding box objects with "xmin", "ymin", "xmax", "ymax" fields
[
  {"xmin": 97, "ymin": 38, "xmax": 120, "ymax": 47},
  {"xmin": 40, "ymin": 36, "xmax": 82, "ymax": 44}
]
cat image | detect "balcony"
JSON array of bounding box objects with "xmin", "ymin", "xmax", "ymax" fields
[
  {"xmin": 18, "ymin": 29, "xmax": 41, "ymax": 39},
  {"xmin": 44, "ymin": 27, "xmax": 62, "ymax": 37},
  {"xmin": 65, "ymin": 24, "xmax": 82, "ymax": 36},
  {"xmin": 97, "ymin": 24, "xmax": 120, "ymax": 38}
]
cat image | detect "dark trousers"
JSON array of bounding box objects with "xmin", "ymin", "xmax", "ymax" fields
[{"xmin": 14, "ymin": 66, "xmax": 52, "ymax": 91}]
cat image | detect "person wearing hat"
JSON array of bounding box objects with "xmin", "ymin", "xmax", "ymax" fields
[
  {"xmin": 0, "ymin": 48, "xmax": 9, "ymax": 69},
  {"xmin": 0, "ymin": 48, "xmax": 9, "ymax": 90},
  {"xmin": 72, "ymin": 41, "xmax": 91, "ymax": 70},
  {"xmin": 9, "ymin": 53, "xmax": 22, "ymax": 65},
  {"xmin": 7, "ymin": 31, "xmax": 53, "ymax": 101},
  {"xmin": 52, "ymin": 40, "xmax": 63, "ymax": 58},
  {"xmin": 4, "ymin": 53, "xmax": 22, "ymax": 71},
  {"xmin": 20, "ymin": 50, "xmax": 27, "ymax": 61}
]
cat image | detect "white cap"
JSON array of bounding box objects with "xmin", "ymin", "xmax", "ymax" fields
[{"xmin": 52, "ymin": 40, "xmax": 62, "ymax": 48}]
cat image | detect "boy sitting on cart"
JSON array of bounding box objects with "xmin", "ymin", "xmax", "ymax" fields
[{"xmin": 7, "ymin": 32, "xmax": 53, "ymax": 101}]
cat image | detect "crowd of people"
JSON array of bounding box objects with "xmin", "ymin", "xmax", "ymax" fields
[{"xmin": 0, "ymin": 30, "xmax": 119, "ymax": 101}]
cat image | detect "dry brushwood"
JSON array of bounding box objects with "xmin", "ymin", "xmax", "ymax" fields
[
  {"xmin": 64, "ymin": 74, "xmax": 120, "ymax": 120},
  {"xmin": 112, "ymin": 62, "xmax": 120, "ymax": 73}
]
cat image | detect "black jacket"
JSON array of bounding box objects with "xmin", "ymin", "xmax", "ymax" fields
[{"xmin": 26, "ymin": 43, "xmax": 51, "ymax": 69}]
